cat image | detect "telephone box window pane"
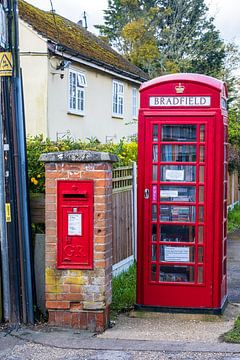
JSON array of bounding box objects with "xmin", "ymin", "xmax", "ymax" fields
[
  {"xmin": 160, "ymin": 245, "xmax": 194, "ymax": 262},
  {"xmin": 160, "ymin": 186, "xmax": 196, "ymax": 202},
  {"xmin": 198, "ymin": 247, "xmax": 204, "ymax": 263},
  {"xmin": 224, "ymin": 203, "xmax": 227, "ymax": 219},
  {"xmin": 161, "ymin": 145, "xmax": 196, "ymax": 162},
  {"xmin": 160, "ymin": 265, "xmax": 194, "ymax": 283},
  {"xmin": 152, "ymin": 245, "xmax": 157, "ymax": 261},
  {"xmin": 152, "ymin": 165, "xmax": 158, "ymax": 181},
  {"xmin": 224, "ymin": 145, "xmax": 227, "ymax": 161},
  {"xmin": 161, "ymin": 165, "xmax": 196, "ymax": 182},
  {"xmin": 223, "ymin": 259, "xmax": 227, "ymax": 275},
  {"xmin": 152, "ymin": 224, "xmax": 157, "ymax": 242},
  {"xmin": 199, "ymin": 166, "xmax": 204, "ymax": 183},
  {"xmin": 224, "ymin": 164, "xmax": 228, "ymax": 181},
  {"xmin": 160, "ymin": 205, "xmax": 196, "ymax": 222},
  {"xmin": 198, "ymin": 206, "xmax": 204, "ymax": 222},
  {"xmin": 153, "ymin": 145, "xmax": 158, "ymax": 162},
  {"xmin": 224, "ymin": 126, "xmax": 228, "ymax": 143},
  {"xmin": 198, "ymin": 266, "xmax": 203, "ymax": 283},
  {"xmin": 160, "ymin": 224, "xmax": 195, "ymax": 243},
  {"xmin": 200, "ymin": 125, "xmax": 205, "ymax": 142},
  {"xmin": 223, "ymin": 221, "xmax": 227, "ymax": 238},
  {"xmin": 151, "ymin": 264, "xmax": 157, "ymax": 281},
  {"xmin": 224, "ymin": 182, "xmax": 227, "ymax": 200},
  {"xmin": 200, "ymin": 146, "xmax": 205, "ymax": 162},
  {"xmin": 153, "ymin": 125, "xmax": 158, "ymax": 142},
  {"xmin": 199, "ymin": 186, "xmax": 204, "ymax": 203},
  {"xmin": 152, "ymin": 204, "xmax": 157, "ymax": 221},
  {"xmin": 198, "ymin": 226, "xmax": 204, "ymax": 244},
  {"xmin": 161, "ymin": 125, "xmax": 196, "ymax": 142}
]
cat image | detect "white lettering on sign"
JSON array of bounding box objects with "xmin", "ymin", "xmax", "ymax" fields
[
  {"xmin": 164, "ymin": 246, "xmax": 190, "ymax": 262},
  {"xmin": 149, "ymin": 96, "xmax": 211, "ymax": 107},
  {"xmin": 160, "ymin": 190, "xmax": 178, "ymax": 198},
  {"xmin": 68, "ymin": 213, "xmax": 82, "ymax": 236}
]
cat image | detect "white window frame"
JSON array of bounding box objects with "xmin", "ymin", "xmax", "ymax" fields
[
  {"xmin": 132, "ymin": 87, "xmax": 138, "ymax": 119},
  {"xmin": 68, "ymin": 69, "xmax": 87, "ymax": 115},
  {"xmin": 112, "ymin": 80, "xmax": 124, "ymax": 117}
]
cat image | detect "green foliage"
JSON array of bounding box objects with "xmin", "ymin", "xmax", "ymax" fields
[
  {"xmin": 228, "ymin": 204, "xmax": 240, "ymax": 233},
  {"xmin": 223, "ymin": 316, "xmax": 240, "ymax": 343},
  {"xmin": 27, "ymin": 135, "xmax": 138, "ymax": 193},
  {"xmin": 111, "ymin": 263, "xmax": 136, "ymax": 317},
  {"xmin": 97, "ymin": 0, "xmax": 226, "ymax": 77}
]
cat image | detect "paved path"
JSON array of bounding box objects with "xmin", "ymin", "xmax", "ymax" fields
[{"xmin": 0, "ymin": 234, "xmax": 240, "ymax": 359}]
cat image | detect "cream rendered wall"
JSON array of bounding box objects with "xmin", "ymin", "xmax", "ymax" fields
[
  {"xmin": 47, "ymin": 61, "xmax": 139, "ymax": 142},
  {"xmin": 19, "ymin": 20, "xmax": 48, "ymax": 137}
]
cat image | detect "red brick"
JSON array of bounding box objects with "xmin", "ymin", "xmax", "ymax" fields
[
  {"xmin": 70, "ymin": 285, "xmax": 82, "ymax": 293},
  {"xmin": 45, "ymin": 293, "xmax": 57, "ymax": 301},
  {"xmin": 70, "ymin": 302, "xmax": 82, "ymax": 311},
  {"xmin": 46, "ymin": 163, "xmax": 57, "ymax": 171},
  {"xmin": 63, "ymin": 312, "xmax": 72, "ymax": 326},
  {"xmin": 46, "ymin": 301, "xmax": 70, "ymax": 309},
  {"xmin": 55, "ymin": 311, "xmax": 64, "ymax": 326},
  {"xmin": 45, "ymin": 194, "xmax": 56, "ymax": 203},
  {"xmin": 57, "ymin": 293, "xmax": 83, "ymax": 301},
  {"xmin": 48, "ymin": 311, "xmax": 56, "ymax": 324},
  {"xmin": 80, "ymin": 312, "xmax": 88, "ymax": 329},
  {"xmin": 71, "ymin": 312, "xmax": 80, "ymax": 328}
]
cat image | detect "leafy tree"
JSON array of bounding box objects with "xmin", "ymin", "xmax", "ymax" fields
[{"xmin": 97, "ymin": 0, "xmax": 226, "ymax": 77}]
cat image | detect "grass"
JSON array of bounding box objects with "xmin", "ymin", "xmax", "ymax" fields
[
  {"xmin": 111, "ymin": 263, "xmax": 136, "ymax": 318},
  {"xmin": 228, "ymin": 204, "xmax": 240, "ymax": 232},
  {"xmin": 223, "ymin": 316, "xmax": 240, "ymax": 343}
]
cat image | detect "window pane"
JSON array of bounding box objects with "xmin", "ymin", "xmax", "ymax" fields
[
  {"xmin": 161, "ymin": 145, "xmax": 196, "ymax": 162},
  {"xmin": 198, "ymin": 247, "xmax": 204, "ymax": 262},
  {"xmin": 198, "ymin": 206, "xmax": 204, "ymax": 222},
  {"xmin": 151, "ymin": 264, "xmax": 157, "ymax": 281},
  {"xmin": 161, "ymin": 165, "xmax": 196, "ymax": 182},
  {"xmin": 199, "ymin": 166, "xmax": 204, "ymax": 183},
  {"xmin": 153, "ymin": 125, "xmax": 158, "ymax": 142},
  {"xmin": 152, "ymin": 245, "xmax": 157, "ymax": 261},
  {"xmin": 153, "ymin": 145, "xmax": 158, "ymax": 162},
  {"xmin": 200, "ymin": 125, "xmax": 205, "ymax": 142},
  {"xmin": 152, "ymin": 165, "xmax": 158, "ymax": 181},
  {"xmin": 198, "ymin": 266, "xmax": 203, "ymax": 283},
  {"xmin": 160, "ymin": 205, "xmax": 196, "ymax": 222},
  {"xmin": 160, "ymin": 224, "xmax": 195, "ymax": 243},
  {"xmin": 199, "ymin": 186, "xmax": 204, "ymax": 203},
  {"xmin": 198, "ymin": 226, "xmax": 204, "ymax": 244},
  {"xmin": 160, "ymin": 186, "xmax": 196, "ymax": 202},
  {"xmin": 152, "ymin": 224, "xmax": 157, "ymax": 242},
  {"xmin": 160, "ymin": 245, "xmax": 194, "ymax": 262},
  {"xmin": 200, "ymin": 146, "xmax": 205, "ymax": 162},
  {"xmin": 152, "ymin": 205, "xmax": 157, "ymax": 221},
  {"xmin": 160, "ymin": 265, "xmax": 194, "ymax": 282},
  {"xmin": 161, "ymin": 125, "xmax": 196, "ymax": 142}
]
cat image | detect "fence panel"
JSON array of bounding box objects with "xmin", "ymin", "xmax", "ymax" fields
[{"xmin": 112, "ymin": 166, "xmax": 134, "ymax": 266}]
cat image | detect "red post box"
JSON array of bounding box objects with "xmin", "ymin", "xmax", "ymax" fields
[
  {"xmin": 137, "ymin": 74, "xmax": 228, "ymax": 313},
  {"xmin": 57, "ymin": 180, "xmax": 93, "ymax": 269}
]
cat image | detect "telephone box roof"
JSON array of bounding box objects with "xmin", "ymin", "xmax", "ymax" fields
[{"xmin": 140, "ymin": 73, "xmax": 227, "ymax": 95}]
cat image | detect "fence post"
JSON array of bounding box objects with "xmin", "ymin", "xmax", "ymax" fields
[{"xmin": 132, "ymin": 162, "xmax": 137, "ymax": 260}]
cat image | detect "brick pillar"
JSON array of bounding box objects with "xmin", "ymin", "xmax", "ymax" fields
[{"xmin": 40, "ymin": 150, "xmax": 117, "ymax": 332}]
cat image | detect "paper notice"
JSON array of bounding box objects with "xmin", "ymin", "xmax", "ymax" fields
[
  {"xmin": 166, "ymin": 169, "xmax": 184, "ymax": 181},
  {"xmin": 68, "ymin": 213, "xmax": 82, "ymax": 236}
]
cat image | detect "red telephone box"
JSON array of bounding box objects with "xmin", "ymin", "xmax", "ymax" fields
[
  {"xmin": 137, "ymin": 74, "xmax": 228, "ymax": 313},
  {"xmin": 57, "ymin": 180, "xmax": 93, "ymax": 269}
]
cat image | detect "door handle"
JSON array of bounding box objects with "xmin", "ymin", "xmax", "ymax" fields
[{"xmin": 144, "ymin": 188, "xmax": 150, "ymax": 199}]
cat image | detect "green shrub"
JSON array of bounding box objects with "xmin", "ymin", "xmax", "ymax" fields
[
  {"xmin": 228, "ymin": 204, "xmax": 240, "ymax": 232},
  {"xmin": 27, "ymin": 135, "xmax": 138, "ymax": 193},
  {"xmin": 111, "ymin": 263, "xmax": 136, "ymax": 317}
]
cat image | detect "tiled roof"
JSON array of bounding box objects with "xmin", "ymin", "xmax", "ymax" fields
[{"xmin": 19, "ymin": 0, "xmax": 148, "ymax": 82}]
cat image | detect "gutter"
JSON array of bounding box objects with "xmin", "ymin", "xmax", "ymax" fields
[{"xmin": 48, "ymin": 42, "xmax": 148, "ymax": 85}]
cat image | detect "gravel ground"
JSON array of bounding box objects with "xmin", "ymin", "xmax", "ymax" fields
[{"xmin": 98, "ymin": 303, "xmax": 240, "ymax": 343}]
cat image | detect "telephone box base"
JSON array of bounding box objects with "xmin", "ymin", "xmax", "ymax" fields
[{"xmin": 135, "ymin": 297, "xmax": 228, "ymax": 315}]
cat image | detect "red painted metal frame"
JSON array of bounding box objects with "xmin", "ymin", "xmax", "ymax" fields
[
  {"xmin": 137, "ymin": 74, "xmax": 228, "ymax": 311},
  {"xmin": 57, "ymin": 180, "xmax": 94, "ymax": 270}
]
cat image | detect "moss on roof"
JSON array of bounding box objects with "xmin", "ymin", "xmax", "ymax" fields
[{"xmin": 19, "ymin": 0, "xmax": 148, "ymax": 81}]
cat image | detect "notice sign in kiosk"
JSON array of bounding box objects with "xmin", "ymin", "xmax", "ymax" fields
[{"xmin": 137, "ymin": 74, "xmax": 228, "ymax": 313}]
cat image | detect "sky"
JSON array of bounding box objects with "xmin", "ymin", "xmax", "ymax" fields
[{"xmin": 25, "ymin": 0, "xmax": 240, "ymax": 46}]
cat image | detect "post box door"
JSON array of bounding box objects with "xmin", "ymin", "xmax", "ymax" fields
[{"xmin": 142, "ymin": 117, "xmax": 215, "ymax": 308}]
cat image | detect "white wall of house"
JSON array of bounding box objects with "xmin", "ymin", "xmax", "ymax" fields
[
  {"xmin": 47, "ymin": 61, "xmax": 139, "ymax": 142},
  {"xmin": 19, "ymin": 20, "xmax": 48, "ymax": 137}
]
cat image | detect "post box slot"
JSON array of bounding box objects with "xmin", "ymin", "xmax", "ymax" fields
[{"xmin": 63, "ymin": 193, "xmax": 87, "ymax": 199}]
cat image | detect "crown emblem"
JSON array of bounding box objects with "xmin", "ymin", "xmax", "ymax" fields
[{"xmin": 175, "ymin": 83, "xmax": 185, "ymax": 94}]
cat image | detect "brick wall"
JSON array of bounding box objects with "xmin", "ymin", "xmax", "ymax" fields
[{"xmin": 41, "ymin": 151, "xmax": 117, "ymax": 332}]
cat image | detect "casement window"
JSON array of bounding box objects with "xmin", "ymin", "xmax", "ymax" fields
[
  {"xmin": 132, "ymin": 87, "xmax": 138, "ymax": 118},
  {"xmin": 69, "ymin": 69, "xmax": 87, "ymax": 115},
  {"xmin": 112, "ymin": 80, "xmax": 124, "ymax": 117}
]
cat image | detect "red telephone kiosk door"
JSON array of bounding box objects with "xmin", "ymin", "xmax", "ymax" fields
[{"xmin": 137, "ymin": 74, "xmax": 228, "ymax": 311}]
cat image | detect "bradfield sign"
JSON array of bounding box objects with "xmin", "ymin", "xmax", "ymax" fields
[{"xmin": 149, "ymin": 96, "xmax": 211, "ymax": 107}]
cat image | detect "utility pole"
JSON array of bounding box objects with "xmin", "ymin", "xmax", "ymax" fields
[{"xmin": 0, "ymin": 0, "xmax": 34, "ymax": 324}]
